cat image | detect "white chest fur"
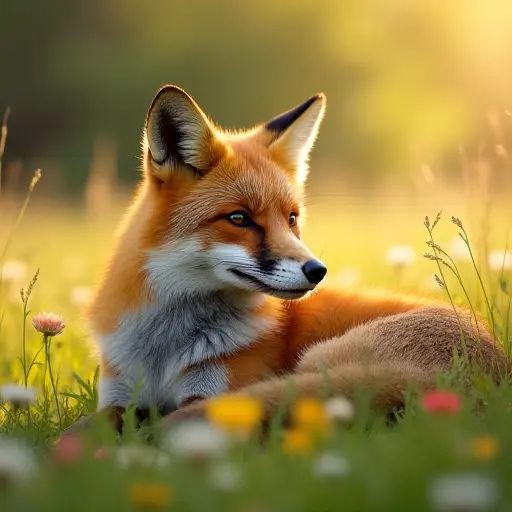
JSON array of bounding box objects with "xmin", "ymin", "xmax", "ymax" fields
[{"xmin": 95, "ymin": 291, "xmax": 275, "ymax": 412}]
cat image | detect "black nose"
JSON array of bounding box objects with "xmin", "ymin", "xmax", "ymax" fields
[{"xmin": 302, "ymin": 259, "xmax": 327, "ymax": 284}]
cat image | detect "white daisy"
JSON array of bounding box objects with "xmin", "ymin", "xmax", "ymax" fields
[
  {"xmin": 428, "ymin": 473, "xmax": 498, "ymax": 511},
  {"xmin": 0, "ymin": 436, "xmax": 37, "ymax": 483},
  {"xmin": 324, "ymin": 396, "xmax": 355, "ymax": 423},
  {"xmin": 313, "ymin": 452, "xmax": 351, "ymax": 478},
  {"xmin": 385, "ymin": 246, "xmax": 416, "ymax": 268},
  {"xmin": 0, "ymin": 384, "xmax": 38, "ymax": 408},
  {"xmin": 163, "ymin": 420, "xmax": 230, "ymax": 460}
]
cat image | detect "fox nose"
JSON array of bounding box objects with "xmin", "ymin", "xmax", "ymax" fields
[{"xmin": 301, "ymin": 259, "xmax": 327, "ymax": 284}]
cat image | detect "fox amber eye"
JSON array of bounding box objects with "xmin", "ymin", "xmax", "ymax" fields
[
  {"xmin": 289, "ymin": 212, "xmax": 298, "ymax": 227},
  {"xmin": 228, "ymin": 211, "xmax": 251, "ymax": 227}
]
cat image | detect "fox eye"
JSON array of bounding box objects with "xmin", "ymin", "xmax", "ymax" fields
[
  {"xmin": 228, "ymin": 211, "xmax": 252, "ymax": 227},
  {"xmin": 289, "ymin": 212, "xmax": 298, "ymax": 227}
]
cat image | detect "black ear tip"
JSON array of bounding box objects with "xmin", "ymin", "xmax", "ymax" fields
[{"xmin": 265, "ymin": 94, "xmax": 325, "ymax": 134}]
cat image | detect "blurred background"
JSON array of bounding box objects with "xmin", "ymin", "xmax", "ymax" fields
[
  {"xmin": 2, "ymin": 0, "xmax": 512, "ymax": 196},
  {"xmin": 1, "ymin": 0, "xmax": 512, "ymax": 382}
]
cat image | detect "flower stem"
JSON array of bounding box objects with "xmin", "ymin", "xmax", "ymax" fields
[
  {"xmin": 44, "ymin": 335, "xmax": 61, "ymax": 427},
  {"xmin": 21, "ymin": 305, "xmax": 28, "ymax": 388}
]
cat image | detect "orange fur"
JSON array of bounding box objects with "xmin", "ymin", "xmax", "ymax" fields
[{"xmin": 70, "ymin": 85, "xmax": 507, "ymax": 438}]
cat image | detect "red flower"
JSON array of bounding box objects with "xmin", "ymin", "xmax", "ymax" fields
[{"xmin": 421, "ymin": 390, "xmax": 461, "ymax": 415}]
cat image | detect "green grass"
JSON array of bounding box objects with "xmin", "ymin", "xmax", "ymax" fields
[{"xmin": 1, "ymin": 172, "xmax": 512, "ymax": 511}]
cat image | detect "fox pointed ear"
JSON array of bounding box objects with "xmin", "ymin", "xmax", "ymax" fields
[
  {"xmin": 264, "ymin": 94, "xmax": 326, "ymax": 183},
  {"xmin": 144, "ymin": 85, "xmax": 225, "ymax": 179}
]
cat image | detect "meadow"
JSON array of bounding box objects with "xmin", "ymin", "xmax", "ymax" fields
[{"xmin": 1, "ymin": 144, "xmax": 512, "ymax": 510}]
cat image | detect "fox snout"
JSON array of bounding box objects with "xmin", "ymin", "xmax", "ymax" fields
[{"xmin": 301, "ymin": 259, "xmax": 327, "ymax": 284}]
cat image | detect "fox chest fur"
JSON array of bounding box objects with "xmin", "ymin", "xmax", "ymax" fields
[{"xmin": 97, "ymin": 292, "xmax": 276, "ymax": 412}]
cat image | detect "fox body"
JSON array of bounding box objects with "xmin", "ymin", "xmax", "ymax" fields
[{"xmin": 86, "ymin": 85, "xmax": 507, "ymax": 424}]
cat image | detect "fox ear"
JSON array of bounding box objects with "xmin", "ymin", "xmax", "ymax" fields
[
  {"xmin": 145, "ymin": 85, "xmax": 225, "ymax": 179},
  {"xmin": 264, "ymin": 94, "xmax": 326, "ymax": 183}
]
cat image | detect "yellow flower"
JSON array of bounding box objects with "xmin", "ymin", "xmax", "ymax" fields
[
  {"xmin": 291, "ymin": 397, "xmax": 330, "ymax": 434},
  {"xmin": 129, "ymin": 483, "xmax": 170, "ymax": 510},
  {"xmin": 205, "ymin": 395, "xmax": 263, "ymax": 435},
  {"xmin": 470, "ymin": 435, "xmax": 500, "ymax": 462},
  {"xmin": 282, "ymin": 428, "xmax": 312, "ymax": 455}
]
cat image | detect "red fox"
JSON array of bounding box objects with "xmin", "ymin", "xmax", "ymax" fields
[{"xmin": 79, "ymin": 85, "xmax": 507, "ymax": 433}]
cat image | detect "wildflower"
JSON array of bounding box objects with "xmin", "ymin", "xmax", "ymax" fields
[
  {"xmin": 116, "ymin": 445, "xmax": 170, "ymax": 470},
  {"xmin": 164, "ymin": 420, "xmax": 230, "ymax": 460},
  {"xmin": 448, "ymin": 237, "xmax": 471, "ymax": 263},
  {"xmin": 385, "ymin": 245, "xmax": 416, "ymax": 268},
  {"xmin": 292, "ymin": 397, "xmax": 330, "ymax": 434},
  {"xmin": 0, "ymin": 384, "xmax": 38, "ymax": 409},
  {"xmin": 0, "ymin": 260, "xmax": 27, "ymax": 283},
  {"xmin": 282, "ymin": 429, "xmax": 312, "ymax": 454},
  {"xmin": 428, "ymin": 473, "xmax": 498, "ymax": 511},
  {"xmin": 0, "ymin": 436, "xmax": 37, "ymax": 484},
  {"xmin": 205, "ymin": 395, "xmax": 263, "ymax": 436},
  {"xmin": 208, "ymin": 461, "xmax": 242, "ymax": 492},
  {"xmin": 32, "ymin": 312, "xmax": 65, "ymax": 337},
  {"xmin": 470, "ymin": 435, "xmax": 499, "ymax": 462},
  {"xmin": 51, "ymin": 434, "xmax": 84, "ymax": 465},
  {"xmin": 130, "ymin": 483, "xmax": 170, "ymax": 510},
  {"xmin": 313, "ymin": 452, "xmax": 351, "ymax": 478},
  {"xmin": 70, "ymin": 286, "xmax": 93, "ymax": 306},
  {"xmin": 324, "ymin": 396, "xmax": 354, "ymax": 423},
  {"xmin": 421, "ymin": 390, "xmax": 461, "ymax": 415},
  {"xmin": 488, "ymin": 250, "xmax": 512, "ymax": 272}
]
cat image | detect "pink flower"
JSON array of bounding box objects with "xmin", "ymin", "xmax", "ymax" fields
[
  {"xmin": 32, "ymin": 312, "xmax": 65, "ymax": 336},
  {"xmin": 51, "ymin": 434, "xmax": 83, "ymax": 465},
  {"xmin": 422, "ymin": 390, "xmax": 461, "ymax": 415}
]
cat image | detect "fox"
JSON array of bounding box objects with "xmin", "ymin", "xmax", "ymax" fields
[{"xmin": 70, "ymin": 85, "xmax": 508, "ymax": 434}]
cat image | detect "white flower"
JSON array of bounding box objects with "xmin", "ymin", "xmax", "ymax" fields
[
  {"xmin": 0, "ymin": 436, "xmax": 37, "ymax": 483},
  {"xmin": 385, "ymin": 246, "xmax": 416, "ymax": 268},
  {"xmin": 448, "ymin": 237, "xmax": 472, "ymax": 263},
  {"xmin": 0, "ymin": 384, "xmax": 38, "ymax": 408},
  {"xmin": 429, "ymin": 473, "xmax": 498, "ymax": 511},
  {"xmin": 208, "ymin": 461, "xmax": 242, "ymax": 491},
  {"xmin": 488, "ymin": 250, "xmax": 512, "ymax": 272},
  {"xmin": 324, "ymin": 396, "xmax": 355, "ymax": 423},
  {"xmin": 330, "ymin": 268, "xmax": 362, "ymax": 289},
  {"xmin": 116, "ymin": 445, "xmax": 170, "ymax": 470},
  {"xmin": 1, "ymin": 260, "xmax": 27, "ymax": 283},
  {"xmin": 163, "ymin": 420, "xmax": 230, "ymax": 460},
  {"xmin": 70, "ymin": 286, "xmax": 93, "ymax": 306},
  {"xmin": 313, "ymin": 452, "xmax": 351, "ymax": 478}
]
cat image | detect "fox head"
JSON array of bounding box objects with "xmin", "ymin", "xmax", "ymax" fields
[{"xmin": 142, "ymin": 85, "xmax": 327, "ymax": 301}]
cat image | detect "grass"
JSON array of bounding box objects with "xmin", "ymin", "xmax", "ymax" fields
[{"xmin": 1, "ymin": 160, "xmax": 512, "ymax": 510}]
